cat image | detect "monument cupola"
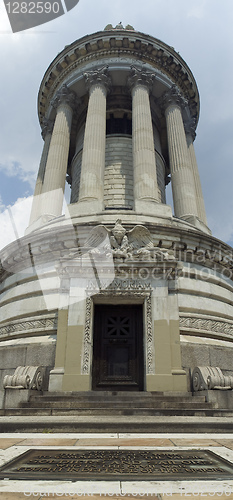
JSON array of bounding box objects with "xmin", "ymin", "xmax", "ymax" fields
[{"xmin": 28, "ymin": 23, "xmax": 209, "ymax": 235}]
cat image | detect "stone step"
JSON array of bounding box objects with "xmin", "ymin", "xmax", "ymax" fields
[
  {"xmin": 21, "ymin": 400, "xmax": 214, "ymax": 409},
  {"xmin": 36, "ymin": 390, "xmax": 197, "ymax": 399},
  {"xmin": 1, "ymin": 407, "xmax": 233, "ymax": 419},
  {"xmin": 0, "ymin": 406, "xmax": 225, "ymax": 417}
]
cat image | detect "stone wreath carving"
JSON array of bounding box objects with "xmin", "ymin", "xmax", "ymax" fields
[{"xmin": 84, "ymin": 219, "xmax": 174, "ymax": 263}]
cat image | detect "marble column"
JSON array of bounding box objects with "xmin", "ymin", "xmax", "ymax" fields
[
  {"xmin": 29, "ymin": 118, "xmax": 53, "ymax": 226},
  {"xmin": 77, "ymin": 66, "xmax": 111, "ymax": 214},
  {"xmin": 128, "ymin": 67, "xmax": 160, "ymax": 213},
  {"xmin": 162, "ymin": 86, "xmax": 198, "ymax": 220},
  {"xmin": 185, "ymin": 119, "xmax": 208, "ymax": 226},
  {"xmin": 41, "ymin": 84, "xmax": 77, "ymax": 218}
]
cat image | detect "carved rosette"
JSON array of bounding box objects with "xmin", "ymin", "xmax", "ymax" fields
[
  {"xmin": 127, "ymin": 66, "xmax": 155, "ymax": 93},
  {"xmin": 83, "ymin": 66, "xmax": 112, "ymax": 93},
  {"xmin": 161, "ymin": 85, "xmax": 188, "ymax": 111},
  {"xmin": 41, "ymin": 117, "xmax": 54, "ymax": 140},
  {"xmin": 51, "ymin": 84, "xmax": 78, "ymax": 111}
]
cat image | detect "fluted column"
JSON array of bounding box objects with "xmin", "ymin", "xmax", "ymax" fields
[
  {"xmin": 41, "ymin": 84, "xmax": 77, "ymax": 218},
  {"xmin": 185, "ymin": 119, "xmax": 208, "ymax": 226},
  {"xmin": 78, "ymin": 67, "xmax": 111, "ymax": 214},
  {"xmin": 128, "ymin": 67, "xmax": 159, "ymax": 212},
  {"xmin": 29, "ymin": 118, "xmax": 53, "ymax": 225},
  {"xmin": 162, "ymin": 86, "xmax": 198, "ymax": 220}
]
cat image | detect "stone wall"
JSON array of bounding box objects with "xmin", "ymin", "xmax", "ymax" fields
[
  {"xmin": 0, "ymin": 336, "xmax": 56, "ymax": 408},
  {"xmin": 104, "ymin": 135, "xmax": 134, "ymax": 209},
  {"xmin": 180, "ymin": 336, "xmax": 233, "ymax": 391}
]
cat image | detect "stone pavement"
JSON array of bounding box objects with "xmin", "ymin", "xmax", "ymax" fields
[{"xmin": 0, "ymin": 432, "xmax": 233, "ymax": 499}]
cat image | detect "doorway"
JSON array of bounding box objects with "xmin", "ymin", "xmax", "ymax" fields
[{"xmin": 92, "ymin": 304, "xmax": 144, "ymax": 391}]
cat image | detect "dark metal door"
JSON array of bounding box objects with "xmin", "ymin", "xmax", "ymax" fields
[{"xmin": 92, "ymin": 304, "xmax": 143, "ymax": 391}]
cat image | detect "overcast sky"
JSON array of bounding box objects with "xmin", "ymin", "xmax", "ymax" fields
[{"xmin": 0, "ymin": 0, "xmax": 233, "ymax": 250}]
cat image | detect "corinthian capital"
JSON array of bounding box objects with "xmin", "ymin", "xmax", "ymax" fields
[
  {"xmin": 127, "ymin": 66, "xmax": 155, "ymax": 93},
  {"xmin": 161, "ymin": 85, "xmax": 188, "ymax": 111},
  {"xmin": 51, "ymin": 84, "xmax": 78, "ymax": 111},
  {"xmin": 41, "ymin": 117, "xmax": 54, "ymax": 140},
  {"xmin": 83, "ymin": 66, "xmax": 112, "ymax": 93}
]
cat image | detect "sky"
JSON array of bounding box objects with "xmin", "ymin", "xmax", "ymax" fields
[{"xmin": 0, "ymin": 0, "xmax": 233, "ymax": 250}]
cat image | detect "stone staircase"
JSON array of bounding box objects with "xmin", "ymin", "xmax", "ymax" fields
[
  {"xmin": 2, "ymin": 390, "xmax": 229, "ymax": 416},
  {"xmin": 1, "ymin": 391, "xmax": 233, "ymax": 433}
]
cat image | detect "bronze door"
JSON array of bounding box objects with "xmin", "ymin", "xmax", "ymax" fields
[{"xmin": 92, "ymin": 304, "xmax": 144, "ymax": 391}]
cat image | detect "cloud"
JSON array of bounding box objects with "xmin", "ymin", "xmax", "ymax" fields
[
  {"xmin": 0, "ymin": 196, "xmax": 33, "ymax": 251},
  {"xmin": 0, "ymin": 161, "xmax": 36, "ymax": 189}
]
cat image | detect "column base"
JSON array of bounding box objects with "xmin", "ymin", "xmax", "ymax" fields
[
  {"xmin": 180, "ymin": 214, "xmax": 211, "ymax": 235},
  {"xmin": 134, "ymin": 199, "xmax": 172, "ymax": 218},
  {"xmin": 146, "ymin": 371, "xmax": 187, "ymax": 392},
  {"xmin": 48, "ymin": 368, "xmax": 64, "ymax": 392},
  {"xmin": 25, "ymin": 214, "xmax": 60, "ymax": 234},
  {"xmin": 67, "ymin": 200, "xmax": 104, "ymax": 217}
]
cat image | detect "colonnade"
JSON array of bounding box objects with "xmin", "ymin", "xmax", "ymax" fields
[{"xmin": 29, "ymin": 67, "xmax": 207, "ymax": 228}]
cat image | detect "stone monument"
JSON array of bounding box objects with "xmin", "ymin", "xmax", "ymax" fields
[{"xmin": 1, "ymin": 24, "xmax": 233, "ymax": 406}]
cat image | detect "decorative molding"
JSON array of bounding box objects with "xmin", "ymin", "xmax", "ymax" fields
[
  {"xmin": 104, "ymin": 23, "xmax": 135, "ymax": 31},
  {"xmin": 83, "ymin": 66, "xmax": 112, "ymax": 93},
  {"xmin": 180, "ymin": 316, "xmax": 233, "ymax": 340},
  {"xmin": 0, "ymin": 316, "xmax": 57, "ymax": 340},
  {"xmin": 146, "ymin": 294, "xmax": 154, "ymax": 374},
  {"xmin": 38, "ymin": 34, "xmax": 199, "ymax": 123},
  {"xmin": 81, "ymin": 296, "xmax": 92, "ymax": 375},
  {"xmin": 127, "ymin": 66, "xmax": 155, "ymax": 93},
  {"xmin": 85, "ymin": 220, "xmax": 175, "ymax": 264},
  {"xmin": 82, "ymin": 280, "xmax": 153, "ymax": 375},
  {"xmin": 51, "ymin": 84, "xmax": 78, "ymax": 111}
]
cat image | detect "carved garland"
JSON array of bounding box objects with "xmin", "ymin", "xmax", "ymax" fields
[{"xmin": 81, "ymin": 279, "xmax": 154, "ymax": 375}]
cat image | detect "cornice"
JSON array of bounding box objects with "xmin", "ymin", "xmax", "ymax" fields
[
  {"xmin": 1, "ymin": 220, "xmax": 233, "ymax": 284},
  {"xmin": 38, "ymin": 29, "xmax": 200, "ymax": 125}
]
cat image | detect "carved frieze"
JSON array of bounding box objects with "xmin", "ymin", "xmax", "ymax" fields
[
  {"xmin": 85, "ymin": 220, "xmax": 175, "ymax": 264},
  {"xmin": 180, "ymin": 316, "xmax": 233, "ymax": 340},
  {"xmin": 0, "ymin": 316, "xmax": 57, "ymax": 340}
]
